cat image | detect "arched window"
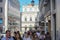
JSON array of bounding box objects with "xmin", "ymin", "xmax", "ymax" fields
[
  {"xmin": 25, "ymin": 17, "xmax": 27, "ymax": 21},
  {"xmin": 30, "ymin": 17, "xmax": 32, "ymax": 21}
]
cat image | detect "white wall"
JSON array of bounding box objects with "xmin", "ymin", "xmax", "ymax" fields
[
  {"xmin": 21, "ymin": 5, "xmax": 39, "ymax": 32},
  {"xmin": 56, "ymin": 0, "xmax": 60, "ymax": 40}
]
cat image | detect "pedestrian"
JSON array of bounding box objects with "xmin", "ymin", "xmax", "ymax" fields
[
  {"xmin": 32, "ymin": 32, "xmax": 39, "ymax": 40},
  {"xmin": 1, "ymin": 35, "xmax": 4, "ymax": 39},
  {"xmin": 1, "ymin": 30, "xmax": 14, "ymax": 40},
  {"xmin": 13, "ymin": 32, "xmax": 17, "ymax": 40},
  {"xmin": 22, "ymin": 32, "xmax": 27, "ymax": 38},
  {"xmin": 36, "ymin": 30, "xmax": 40, "ymax": 38},
  {"xmin": 0, "ymin": 35, "xmax": 4, "ymax": 40},
  {"xmin": 23, "ymin": 32, "xmax": 32, "ymax": 40},
  {"xmin": 29, "ymin": 31, "xmax": 33, "ymax": 39},
  {"xmin": 45, "ymin": 32, "xmax": 51, "ymax": 40},
  {"xmin": 39, "ymin": 31, "xmax": 45, "ymax": 40},
  {"xmin": 13, "ymin": 31, "xmax": 22, "ymax": 40}
]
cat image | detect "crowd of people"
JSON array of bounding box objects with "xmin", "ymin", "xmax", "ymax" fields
[{"xmin": 0, "ymin": 30, "xmax": 51, "ymax": 40}]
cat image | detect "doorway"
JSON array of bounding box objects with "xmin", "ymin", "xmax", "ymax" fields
[
  {"xmin": 48, "ymin": 20, "xmax": 51, "ymax": 34},
  {"xmin": 53, "ymin": 14, "xmax": 56, "ymax": 40}
]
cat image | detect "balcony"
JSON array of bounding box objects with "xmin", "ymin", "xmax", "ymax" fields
[
  {"xmin": 43, "ymin": 0, "xmax": 48, "ymax": 6},
  {"xmin": 8, "ymin": 22, "xmax": 18, "ymax": 26}
]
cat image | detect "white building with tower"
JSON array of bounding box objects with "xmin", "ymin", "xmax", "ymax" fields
[{"xmin": 21, "ymin": 4, "xmax": 39, "ymax": 32}]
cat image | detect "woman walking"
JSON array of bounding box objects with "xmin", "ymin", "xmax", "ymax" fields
[
  {"xmin": 32, "ymin": 32, "xmax": 40, "ymax": 40},
  {"xmin": 39, "ymin": 31, "xmax": 45, "ymax": 40},
  {"xmin": 14, "ymin": 31, "xmax": 22, "ymax": 40},
  {"xmin": 45, "ymin": 32, "xmax": 51, "ymax": 40}
]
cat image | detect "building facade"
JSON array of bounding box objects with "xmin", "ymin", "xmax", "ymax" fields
[
  {"xmin": 21, "ymin": 4, "xmax": 39, "ymax": 32},
  {"xmin": 39, "ymin": 0, "xmax": 60, "ymax": 40},
  {"xmin": 0, "ymin": 0, "xmax": 20, "ymax": 33},
  {"xmin": 0, "ymin": 0, "xmax": 6, "ymax": 33},
  {"xmin": 8, "ymin": 0, "xmax": 20, "ymax": 32}
]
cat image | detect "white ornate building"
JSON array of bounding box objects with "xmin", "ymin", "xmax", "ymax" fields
[{"xmin": 21, "ymin": 4, "xmax": 39, "ymax": 32}]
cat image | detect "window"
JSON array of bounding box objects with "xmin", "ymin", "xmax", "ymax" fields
[
  {"xmin": 29, "ymin": 25, "xmax": 32, "ymax": 30},
  {"xmin": 24, "ymin": 8, "xmax": 27, "ymax": 12},
  {"xmin": 0, "ymin": 0, "xmax": 2, "ymax": 2},
  {"xmin": 53, "ymin": 0, "xmax": 56, "ymax": 9},
  {"xmin": 29, "ymin": 25, "xmax": 32, "ymax": 27},
  {"xmin": 25, "ymin": 25, "xmax": 27, "ymax": 31},
  {"xmin": 0, "ymin": 7, "xmax": 2, "ymax": 13},
  {"xmin": 25, "ymin": 25, "xmax": 27, "ymax": 27},
  {"xmin": 25, "ymin": 17, "xmax": 27, "ymax": 21},
  {"xmin": 30, "ymin": 17, "xmax": 32, "ymax": 21},
  {"xmin": 35, "ymin": 18, "xmax": 37, "ymax": 21},
  {"xmin": 30, "ymin": 8, "xmax": 32, "ymax": 10},
  {"xmin": 46, "ymin": 23, "xmax": 48, "ymax": 26},
  {"xmin": 0, "ymin": 27, "xmax": 3, "ymax": 33},
  {"xmin": 9, "ymin": 23, "xmax": 12, "ymax": 25},
  {"xmin": 13, "ymin": 23, "xmax": 17, "ymax": 25},
  {"xmin": 0, "ymin": 18, "xmax": 3, "ymax": 24}
]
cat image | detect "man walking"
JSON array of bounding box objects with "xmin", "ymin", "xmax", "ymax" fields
[{"xmin": 1, "ymin": 30, "xmax": 14, "ymax": 40}]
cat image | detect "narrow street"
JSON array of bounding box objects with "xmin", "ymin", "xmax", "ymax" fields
[{"xmin": 0, "ymin": 0, "xmax": 60, "ymax": 40}]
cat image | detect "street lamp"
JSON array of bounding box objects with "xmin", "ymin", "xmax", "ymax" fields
[{"xmin": 31, "ymin": 0, "xmax": 35, "ymax": 6}]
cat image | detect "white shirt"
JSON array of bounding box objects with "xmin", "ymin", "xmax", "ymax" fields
[
  {"xmin": 1, "ymin": 37, "xmax": 14, "ymax": 40},
  {"xmin": 23, "ymin": 36, "xmax": 32, "ymax": 40},
  {"xmin": 36, "ymin": 32, "xmax": 40, "ymax": 38}
]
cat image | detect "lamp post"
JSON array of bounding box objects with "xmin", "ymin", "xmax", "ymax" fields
[{"xmin": 31, "ymin": 0, "xmax": 35, "ymax": 6}]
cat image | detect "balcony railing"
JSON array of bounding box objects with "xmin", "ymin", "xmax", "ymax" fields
[{"xmin": 8, "ymin": 22, "xmax": 18, "ymax": 26}]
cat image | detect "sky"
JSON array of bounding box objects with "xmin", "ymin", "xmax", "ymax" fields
[{"xmin": 19, "ymin": 0, "xmax": 39, "ymax": 12}]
